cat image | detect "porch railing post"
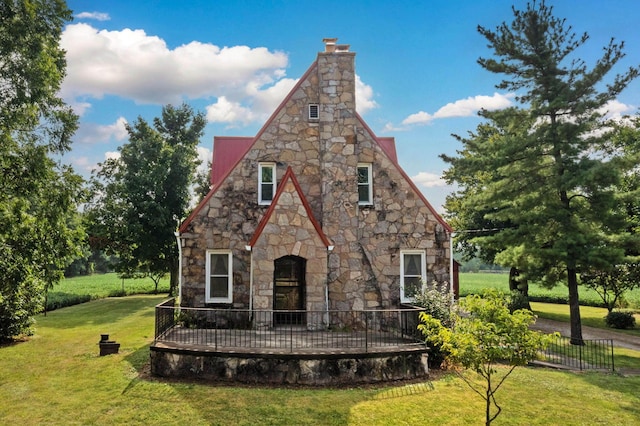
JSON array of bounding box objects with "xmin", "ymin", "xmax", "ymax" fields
[
  {"xmin": 365, "ymin": 312, "xmax": 368, "ymax": 352},
  {"xmin": 214, "ymin": 310, "xmax": 218, "ymax": 351},
  {"xmin": 610, "ymin": 339, "xmax": 615, "ymax": 372},
  {"xmin": 579, "ymin": 342, "xmax": 583, "ymax": 371}
]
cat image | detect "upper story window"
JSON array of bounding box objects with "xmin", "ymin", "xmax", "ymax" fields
[
  {"xmin": 258, "ymin": 163, "xmax": 276, "ymax": 205},
  {"xmin": 400, "ymin": 250, "xmax": 426, "ymax": 303},
  {"xmin": 308, "ymin": 103, "xmax": 319, "ymax": 120},
  {"xmin": 357, "ymin": 163, "xmax": 372, "ymax": 205},
  {"xmin": 206, "ymin": 250, "xmax": 233, "ymax": 303}
]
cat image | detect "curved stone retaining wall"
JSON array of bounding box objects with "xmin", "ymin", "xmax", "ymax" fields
[{"xmin": 150, "ymin": 346, "xmax": 429, "ymax": 386}]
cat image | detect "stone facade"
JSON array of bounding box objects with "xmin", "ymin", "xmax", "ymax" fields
[
  {"xmin": 150, "ymin": 347, "xmax": 429, "ymax": 386},
  {"xmin": 178, "ymin": 39, "xmax": 452, "ymax": 319}
]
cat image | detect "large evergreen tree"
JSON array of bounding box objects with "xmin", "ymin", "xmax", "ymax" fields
[
  {"xmin": 0, "ymin": 0, "xmax": 83, "ymax": 339},
  {"xmin": 87, "ymin": 104, "xmax": 206, "ymax": 296},
  {"xmin": 442, "ymin": 1, "xmax": 639, "ymax": 343}
]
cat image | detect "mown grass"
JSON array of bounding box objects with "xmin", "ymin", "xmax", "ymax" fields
[
  {"xmin": 1, "ymin": 296, "xmax": 639, "ymax": 425},
  {"xmin": 460, "ymin": 272, "xmax": 640, "ymax": 309},
  {"xmin": 46, "ymin": 273, "xmax": 170, "ymax": 311}
]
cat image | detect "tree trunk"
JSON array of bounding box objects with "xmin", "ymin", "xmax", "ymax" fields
[
  {"xmin": 486, "ymin": 378, "xmax": 492, "ymax": 426},
  {"xmin": 567, "ymin": 268, "xmax": 584, "ymax": 344},
  {"xmin": 169, "ymin": 260, "xmax": 179, "ymax": 297}
]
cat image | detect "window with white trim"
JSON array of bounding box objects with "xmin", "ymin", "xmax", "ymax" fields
[
  {"xmin": 258, "ymin": 163, "xmax": 276, "ymax": 205},
  {"xmin": 400, "ymin": 250, "xmax": 426, "ymax": 303},
  {"xmin": 357, "ymin": 163, "xmax": 372, "ymax": 205},
  {"xmin": 206, "ymin": 250, "xmax": 233, "ymax": 303},
  {"xmin": 308, "ymin": 103, "xmax": 319, "ymax": 120}
]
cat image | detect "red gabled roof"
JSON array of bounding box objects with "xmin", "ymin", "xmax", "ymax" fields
[
  {"xmin": 377, "ymin": 137, "xmax": 397, "ymax": 163},
  {"xmin": 210, "ymin": 137, "xmax": 254, "ymax": 186},
  {"xmin": 248, "ymin": 166, "xmax": 332, "ymax": 248}
]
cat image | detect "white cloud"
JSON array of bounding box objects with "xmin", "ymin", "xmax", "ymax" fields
[
  {"xmin": 71, "ymin": 156, "xmax": 95, "ymax": 173},
  {"xmin": 205, "ymin": 97, "xmax": 258, "ymax": 126},
  {"xmin": 196, "ymin": 146, "xmax": 212, "ymax": 176},
  {"xmin": 75, "ymin": 12, "xmax": 110, "ymax": 21},
  {"xmin": 411, "ymin": 171, "xmax": 446, "ymax": 188},
  {"xmin": 76, "ymin": 117, "xmax": 128, "ymax": 144},
  {"xmin": 105, "ymin": 151, "xmax": 121, "ymax": 161},
  {"xmin": 69, "ymin": 100, "xmax": 92, "ymax": 116},
  {"xmin": 60, "ymin": 23, "xmax": 289, "ymax": 108},
  {"xmin": 402, "ymin": 111, "xmax": 434, "ymax": 126},
  {"xmin": 355, "ymin": 75, "xmax": 378, "ymax": 115},
  {"xmin": 598, "ymin": 99, "xmax": 636, "ymax": 120},
  {"xmin": 382, "ymin": 122, "xmax": 406, "ymax": 132},
  {"xmin": 246, "ymin": 77, "xmax": 299, "ymax": 120},
  {"xmin": 402, "ymin": 93, "xmax": 514, "ymax": 126}
]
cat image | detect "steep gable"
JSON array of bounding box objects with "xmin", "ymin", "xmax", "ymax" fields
[
  {"xmin": 355, "ymin": 113, "xmax": 452, "ymax": 233},
  {"xmin": 177, "ymin": 39, "xmax": 453, "ymax": 311},
  {"xmin": 248, "ymin": 166, "xmax": 332, "ymax": 249}
]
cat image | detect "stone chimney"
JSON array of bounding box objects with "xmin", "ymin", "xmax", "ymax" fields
[
  {"xmin": 323, "ymin": 37, "xmax": 350, "ymax": 53},
  {"xmin": 317, "ymin": 38, "xmax": 358, "ymax": 255}
]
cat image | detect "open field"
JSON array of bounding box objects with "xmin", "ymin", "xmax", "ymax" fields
[
  {"xmin": 460, "ymin": 272, "xmax": 640, "ymax": 309},
  {"xmin": 47, "ymin": 273, "xmax": 170, "ymax": 310},
  {"xmin": 1, "ymin": 296, "xmax": 639, "ymax": 425}
]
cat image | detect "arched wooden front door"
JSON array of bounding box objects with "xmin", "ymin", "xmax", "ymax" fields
[{"xmin": 273, "ymin": 255, "xmax": 306, "ymax": 325}]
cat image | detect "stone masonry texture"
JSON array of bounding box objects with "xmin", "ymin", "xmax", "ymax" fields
[{"xmin": 179, "ymin": 43, "xmax": 451, "ymax": 316}]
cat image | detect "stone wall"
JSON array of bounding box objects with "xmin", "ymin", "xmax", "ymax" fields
[
  {"xmin": 179, "ymin": 44, "xmax": 451, "ymax": 313},
  {"xmin": 251, "ymin": 177, "xmax": 328, "ymax": 315},
  {"xmin": 150, "ymin": 346, "xmax": 429, "ymax": 386}
]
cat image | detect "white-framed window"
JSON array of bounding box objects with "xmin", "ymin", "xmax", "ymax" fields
[
  {"xmin": 206, "ymin": 250, "xmax": 233, "ymax": 303},
  {"xmin": 308, "ymin": 103, "xmax": 319, "ymax": 120},
  {"xmin": 400, "ymin": 250, "xmax": 426, "ymax": 303},
  {"xmin": 258, "ymin": 163, "xmax": 276, "ymax": 205},
  {"xmin": 357, "ymin": 163, "xmax": 373, "ymax": 205}
]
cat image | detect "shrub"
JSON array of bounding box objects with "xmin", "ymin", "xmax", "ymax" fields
[
  {"xmin": 604, "ymin": 311, "xmax": 636, "ymax": 329},
  {"xmin": 508, "ymin": 290, "xmax": 531, "ymax": 312},
  {"xmin": 45, "ymin": 293, "xmax": 92, "ymax": 312},
  {"xmin": 413, "ymin": 284, "xmax": 455, "ymax": 327},
  {"xmin": 413, "ymin": 283, "xmax": 455, "ymax": 367},
  {"xmin": 108, "ymin": 289, "xmax": 127, "ymax": 297}
]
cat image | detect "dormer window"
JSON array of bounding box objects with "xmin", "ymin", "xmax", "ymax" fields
[
  {"xmin": 357, "ymin": 163, "xmax": 372, "ymax": 205},
  {"xmin": 258, "ymin": 163, "xmax": 276, "ymax": 205},
  {"xmin": 308, "ymin": 103, "xmax": 319, "ymax": 120}
]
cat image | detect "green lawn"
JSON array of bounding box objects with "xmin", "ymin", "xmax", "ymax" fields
[
  {"xmin": 46, "ymin": 273, "xmax": 170, "ymax": 310},
  {"xmin": 1, "ymin": 296, "xmax": 639, "ymax": 425},
  {"xmin": 460, "ymin": 272, "xmax": 640, "ymax": 309}
]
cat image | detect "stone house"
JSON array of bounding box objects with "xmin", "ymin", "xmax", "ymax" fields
[{"xmin": 177, "ymin": 38, "xmax": 453, "ymax": 323}]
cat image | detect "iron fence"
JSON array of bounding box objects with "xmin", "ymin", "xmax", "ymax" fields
[
  {"xmin": 154, "ymin": 298, "xmax": 176, "ymax": 338},
  {"xmin": 539, "ymin": 336, "xmax": 615, "ymax": 371},
  {"xmin": 153, "ymin": 299, "xmax": 425, "ymax": 353}
]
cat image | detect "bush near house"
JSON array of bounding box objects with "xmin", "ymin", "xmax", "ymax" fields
[{"xmin": 605, "ymin": 311, "xmax": 637, "ymax": 329}]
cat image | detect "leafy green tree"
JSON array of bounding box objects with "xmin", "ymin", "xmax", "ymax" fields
[
  {"xmin": 581, "ymin": 263, "xmax": 640, "ymax": 312},
  {"xmin": 443, "ymin": 1, "xmax": 639, "ymax": 343},
  {"xmin": 87, "ymin": 104, "xmax": 206, "ymax": 296},
  {"xmin": 194, "ymin": 159, "xmax": 213, "ymax": 202},
  {"xmin": 0, "ymin": 0, "xmax": 84, "ymax": 339},
  {"xmin": 419, "ymin": 290, "xmax": 555, "ymax": 425}
]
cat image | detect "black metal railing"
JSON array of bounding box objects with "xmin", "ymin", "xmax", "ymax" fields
[
  {"xmin": 154, "ymin": 298, "xmax": 176, "ymax": 338},
  {"xmin": 539, "ymin": 336, "xmax": 615, "ymax": 371},
  {"xmin": 153, "ymin": 300, "xmax": 425, "ymax": 353}
]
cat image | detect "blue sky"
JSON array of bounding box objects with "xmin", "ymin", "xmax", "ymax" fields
[{"xmin": 61, "ymin": 0, "xmax": 640, "ymax": 211}]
